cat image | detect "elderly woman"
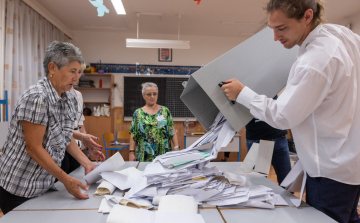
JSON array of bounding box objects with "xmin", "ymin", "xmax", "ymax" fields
[
  {"xmin": 129, "ymin": 82, "xmax": 179, "ymax": 162},
  {"xmin": 0, "ymin": 41, "xmax": 98, "ymax": 215}
]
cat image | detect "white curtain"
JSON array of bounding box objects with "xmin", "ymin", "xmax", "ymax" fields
[{"xmin": 4, "ymin": 0, "xmax": 65, "ymax": 115}]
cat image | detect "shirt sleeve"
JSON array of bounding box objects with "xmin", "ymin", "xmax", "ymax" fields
[
  {"xmin": 16, "ymin": 94, "xmax": 49, "ymax": 126},
  {"xmin": 237, "ymin": 66, "xmax": 332, "ymax": 129}
]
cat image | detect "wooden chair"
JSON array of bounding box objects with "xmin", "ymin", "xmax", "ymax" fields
[{"xmin": 103, "ymin": 131, "xmax": 130, "ymax": 159}]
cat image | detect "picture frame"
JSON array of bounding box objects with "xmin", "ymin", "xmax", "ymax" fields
[{"xmin": 158, "ymin": 48, "xmax": 172, "ymax": 62}]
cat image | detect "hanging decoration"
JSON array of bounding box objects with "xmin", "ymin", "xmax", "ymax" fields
[
  {"xmin": 89, "ymin": 0, "xmax": 110, "ymax": 17},
  {"xmin": 194, "ymin": 0, "xmax": 201, "ymax": 5}
]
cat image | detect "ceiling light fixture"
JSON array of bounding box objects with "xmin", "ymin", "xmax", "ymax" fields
[
  {"xmin": 126, "ymin": 13, "xmax": 190, "ymax": 49},
  {"xmin": 111, "ymin": 0, "xmax": 126, "ymax": 15}
]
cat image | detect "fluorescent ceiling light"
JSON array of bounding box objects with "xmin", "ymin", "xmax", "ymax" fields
[
  {"xmin": 126, "ymin": 39, "xmax": 190, "ymax": 49},
  {"xmin": 111, "ymin": 0, "xmax": 126, "ymax": 15}
]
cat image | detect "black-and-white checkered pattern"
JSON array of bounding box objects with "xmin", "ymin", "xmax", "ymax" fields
[{"xmin": 0, "ymin": 77, "xmax": 78, "ymax": 198}]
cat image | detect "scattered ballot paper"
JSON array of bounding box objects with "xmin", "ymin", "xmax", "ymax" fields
[
  {"xmin": 94, "ymin": 180, "xmax": 116, "ymax": 196},
  {"xmin": 100, "ymin": 167, "xmax": 143, "ymax": 190},
  {"xmin": 280, "ymin": 160, "xmax": 306, "ymax": 207},
  {"xmin": 85, "ymin": 152, "xmax": 125, "ymax": 184},
  {"xmin": 106, "ymin": 204, "xmax": 205, "ymax": 223},
  {"xmin": 224, "ymin": 172, "xmax": 246, "ymax": 186}
]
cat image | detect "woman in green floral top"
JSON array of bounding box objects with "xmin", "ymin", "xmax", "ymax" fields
[{"xmin": 129, "ymin": 82, "xmax": 179, "ymax": 162}]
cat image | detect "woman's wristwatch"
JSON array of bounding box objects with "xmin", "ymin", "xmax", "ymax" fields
[
  {"xmin": 129, "ymin": 150, "xmax": 136, "ymax": 153},
  {"xmin": 174, "ymin": 146, "xmax": 180, "ymax": 150}
]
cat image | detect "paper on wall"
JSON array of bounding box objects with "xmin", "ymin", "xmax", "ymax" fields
[{"xmin": 85, "ymin": 152, "xmax": 125, "ymax": 184}]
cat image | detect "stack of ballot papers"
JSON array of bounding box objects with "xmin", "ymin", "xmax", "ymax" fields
[{"xmin": 95, "ymin": 112, "xmax": 288, "ymax": 222}]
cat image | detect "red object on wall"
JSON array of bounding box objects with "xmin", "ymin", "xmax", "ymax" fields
[{"xmin": 194, "ymin": 0, "xmax": 201, "ymax": 5}]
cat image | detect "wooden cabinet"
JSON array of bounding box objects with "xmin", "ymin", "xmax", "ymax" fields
[
  {"xmin": 83, "ymin": 116, "xmax": 112, "ymax": 158},
  {"xmin": 77, "ymin": 73, "xmax": 114, "ymax": 159}
]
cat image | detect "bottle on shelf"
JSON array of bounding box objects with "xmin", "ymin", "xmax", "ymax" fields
[
  {"xmin": 184, "ymin": 119, "xmax": 190, "ymax": 135},
  {"xmin": 99, "ymin": 79, "xmax": 102, "ymax": 88}
]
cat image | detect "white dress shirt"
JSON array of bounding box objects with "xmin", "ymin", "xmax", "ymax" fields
[{"xmin": 237, "ymin": 24, "xmax": 360, "ymax": 185}]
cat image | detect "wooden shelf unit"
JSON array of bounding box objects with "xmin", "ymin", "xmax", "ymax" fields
[{"xmin": 77, "ymin": 73, "xmax": 115, "ymax": 160}]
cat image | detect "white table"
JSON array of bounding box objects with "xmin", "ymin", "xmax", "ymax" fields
[
  {"xmin": 219, "ymin": 207, "xmax": 337, "ymax": 223},
  {"xmin": 14, "ymin": 161, "xmax": 139, "ymax": 211},
  {"xmin": 2, "ymin": 162, "xmax": 336, "ymax": 223}
]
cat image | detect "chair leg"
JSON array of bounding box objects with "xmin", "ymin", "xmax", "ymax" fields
[{"xmin": 106, "ymin": 149, "xmax": 109, "ymax": 159}]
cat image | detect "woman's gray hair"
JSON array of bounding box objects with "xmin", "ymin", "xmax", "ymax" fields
[
  {"xmin": 142, "ymin": 82, "xmax": 158, "ymax": 94},
  {"xmin": 43, "ymin": 41, "xmax": 84, "ymax": 75}
]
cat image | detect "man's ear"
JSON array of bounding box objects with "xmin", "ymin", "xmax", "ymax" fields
[{"xmin": 304, "ymin": 8, "xmax": 314, "ymax": 25}]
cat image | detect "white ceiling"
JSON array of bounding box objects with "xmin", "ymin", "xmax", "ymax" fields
[{"xmin": 36, "ymin": 0, "xmax": 360, "ymax": 37}]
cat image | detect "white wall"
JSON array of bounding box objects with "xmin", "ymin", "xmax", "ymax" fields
[
  {"xmin": 72, "ymin": 31, "xmax": 246, "ymax": 66},
  {"xmin": 72, "ymin": 31, "xmax": 248, "ymax": 108}
]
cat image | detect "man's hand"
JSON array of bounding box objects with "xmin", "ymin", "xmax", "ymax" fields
[
  {"xmin": 88, "ymin": 148, "xmax": 105, "ymax": 162},
  {"xmin": 63, "ymin": 176, "xmax": 89, "ymax": 199},
  {"xmin": 84, "ymin": 162, "xmax": 98, "ymax": 185},
  {"xmin": 82, "ymin": 134, "xmax": 102, "ymax": 151},
  {"xmin": 129, "ymin": 152, "xmax": 136, "ymax": 161},
  {"xmin": 220, "ymin": 78, "xmax": 245, "ymax": 101}
]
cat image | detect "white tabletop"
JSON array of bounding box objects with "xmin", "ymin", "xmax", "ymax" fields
[
  {"xmin": 1, "ymin": 208, "xmax": 223, "ymax": 223},
  {"xmin": 14, "ymin": 162, "xmax": 139, "ymax": 211},
  {"xmin": 5, "ymin": 161, "xmax": 335, "ymax": 223},
  {"xmin": 220, "ymin": 207, "xmax": 337, "ymax": 223}
]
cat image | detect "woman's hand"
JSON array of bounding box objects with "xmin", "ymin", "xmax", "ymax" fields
[
  {"xmin": 88, "ymin": 148, "xmax": 105, "ymax": 162},
  {"xmin": 83, "ymin": 162, "xmax": 98, "ymax": 185},
  {"xmin": 63, "ymin": 175, "xmax": 89, "ymax": 199},
  {"xmin": 82, "ymin": 134, "xmax": 102, "ymax": 151},
  {"xmin": 129, "ymin": 152, "xmax": 136, "ymax": 161}
]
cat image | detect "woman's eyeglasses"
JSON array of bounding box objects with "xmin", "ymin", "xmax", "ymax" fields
[{"xmin": 145, "ymin": 93, "xmax": 158, "ymax": 97}]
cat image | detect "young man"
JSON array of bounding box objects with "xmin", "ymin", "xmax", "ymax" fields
[{"xmin": 221, "ymin": 0, "xmax": 360, "ymax": 222}]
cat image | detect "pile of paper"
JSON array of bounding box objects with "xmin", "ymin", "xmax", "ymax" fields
[
  {"xmin": 91, "ymin": 111, "xmax": 288, "ymax": 222},
  {"xmin": 122, "ymin": 112, "xmax": 285, "ymax": 209}
]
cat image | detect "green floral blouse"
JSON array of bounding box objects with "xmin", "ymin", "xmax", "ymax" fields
[{"xmin": 129, "ymin": 106, "xmax": 175, "ymax": 162}]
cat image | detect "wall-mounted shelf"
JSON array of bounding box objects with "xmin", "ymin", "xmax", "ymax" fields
[
  {"xmin": 75, "ymin": 87, "xmax": 111, "ymax": 90},
  {"xmin": 84, "ymin": 102, "xmax": 110, "ymax": 104}
]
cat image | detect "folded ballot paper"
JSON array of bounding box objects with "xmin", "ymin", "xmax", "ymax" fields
[
  {"xmin": 85, "ymin": 152, "xmax": 125, "ymax": 184},
  {"xmin": 280, "ymin": 160, "xmax": 306, "ymax": 207},
  {"xmin": 94, "ymin": 180, "xmax": 117, "ymax": 196}
]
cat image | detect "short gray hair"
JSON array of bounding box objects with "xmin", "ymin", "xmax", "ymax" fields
[
  {"xmin": 43, "ymin": 41, "xmax": 84, "ymax": 75},
  {"xmin": 142, "ymin": 82, "xmax": 158, "ymax": 94}
]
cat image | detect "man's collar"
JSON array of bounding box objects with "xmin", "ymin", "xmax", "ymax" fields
[{"xmin": 298, "ymin": 24, "xmax": 322, "ymax": 56}]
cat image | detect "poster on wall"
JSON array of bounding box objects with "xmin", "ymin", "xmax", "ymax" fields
[{"xmin": 158, "ymin": 48, "xmax": 172, "ymax": 62}]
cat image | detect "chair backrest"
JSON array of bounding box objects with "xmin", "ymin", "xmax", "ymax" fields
[
  {"xmin": 103, "ymin": 132, "xmax": 115, "ymax": 142},
  {"xmin": 116, "ymin": 130, "xmax": 130, "ymax": 140}
]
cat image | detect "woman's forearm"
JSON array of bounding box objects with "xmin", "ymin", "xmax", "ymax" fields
[
  {"xmin": 66, "ymin": 138, "xmax": 93, "ymax": 168},
  {"xmin": 171, "ymin": 131, "xmax": 179, "ymax": 147},
  {"xmin": 129, "ymin": 133, "xmax": 136, "ymax": 151}
]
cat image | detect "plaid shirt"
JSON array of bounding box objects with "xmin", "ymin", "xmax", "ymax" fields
[{"xmin": 0, "ymin": 77, "xmax": 78, "ymax": 198}]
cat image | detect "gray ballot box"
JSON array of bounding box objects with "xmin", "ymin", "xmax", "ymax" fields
[{"xmin": 181, "ymin": 27, "xmax": 299, "ymax": 132}]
